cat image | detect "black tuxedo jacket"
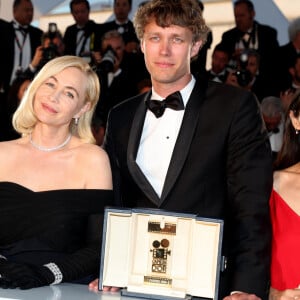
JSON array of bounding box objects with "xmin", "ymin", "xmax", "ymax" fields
[
  {"xmin": 104, "ymin": 80, "xmax": 272, "ymax": 299},
  {"xmin": 63, "ymin": 20, "xmax": 102, "ymax": 56},
  {"xmin": 0, "ymin": 19, "xmax": 43, "ymax": 93},
  {"xmin": 277, "ymin": 42, "xmax": 298, "ymax": 91},
  {"xmin": 99, "ymin": 19, "xmax": 138, "ymax": 45}
]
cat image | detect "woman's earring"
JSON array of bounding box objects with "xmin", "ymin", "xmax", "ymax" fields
[
  {"xmin": 296, "ymin": 129, "xmax": 299, "ymax": 135},
  {"xmin": 74, "ymin": 117, "xmax": 79, "ymax": 125}
]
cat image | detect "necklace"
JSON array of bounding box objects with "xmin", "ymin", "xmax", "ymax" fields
[{"xmin": 29, "ymin": 133, "xmax": 72, "ymax": 152}]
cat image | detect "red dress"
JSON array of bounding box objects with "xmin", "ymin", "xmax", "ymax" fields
[{"xmin": 270, "ymin": 189, "xmax": 300, "ymax": 290}]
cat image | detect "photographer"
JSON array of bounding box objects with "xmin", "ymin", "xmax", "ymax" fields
[
  {"xmin": 261, "ymin": 96, "xmax": 284, "ymax": 161},
  {"xmin": 94, "ymin": 30, "xmax": 140, "ymax": 135},
  {"xmin": 63, "ymin": 0, "xmax": 102, "ymax": 62},
  {"xmin": 226, "ymin": 49, "xmax": 276, "ymax": 102},
  {"xmin": 21, "ymin": 24, "xmax": 65, "ymax": 78}
]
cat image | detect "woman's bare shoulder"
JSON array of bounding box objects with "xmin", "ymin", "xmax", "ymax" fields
[
  {"xmin": 0, "ymin": 138, "xmax": 25, "ymax": 155},
  {"xmin": 75, "ymin": 143, "xmax": 112, "ymax": 189},
  {"xmin": 273, "ymin": 165, "xmax": 300, "ymax": 193},
  {"xmin": 76, "ymin": 143, "xmax": 109, "ymax": 161}
]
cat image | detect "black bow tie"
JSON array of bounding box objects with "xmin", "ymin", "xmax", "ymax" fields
[
  {"xmin": 210, "ymin": 72, "xmax": 226, "ymax": 82},
  {"xmin": 146, "ymin": 91, "xmax": 184, "ymax": 118},
  {"xmin": 18, "ymin": 26, "xmax": 28, "ymax": 34}
]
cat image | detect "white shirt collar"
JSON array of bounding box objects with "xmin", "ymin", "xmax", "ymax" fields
[
  {"xmin": 116, "ymin": 20, "xmax": 129, "ymax": 25},
  {"xmin": 13, "ymin": 19, "xmax": 28, "ymax": 29},
  {"xmin": 151, "ymin": 76, "xmax": 196, "ymax": 107}
]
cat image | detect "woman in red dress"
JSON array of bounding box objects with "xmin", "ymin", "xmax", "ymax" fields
[{"xmin": 270, "ymin": 92, "xmax": 300, "ymax": 300}]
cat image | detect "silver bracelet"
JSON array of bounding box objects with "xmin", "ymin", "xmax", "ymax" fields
[{"xmin": 44, "ymin": 263, "xmax": 63, "ymax": 285}]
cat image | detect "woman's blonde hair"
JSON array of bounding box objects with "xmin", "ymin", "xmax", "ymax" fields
[{"xmin": 13, "ymin": 55, "xmax": 100, "ymax": 144}]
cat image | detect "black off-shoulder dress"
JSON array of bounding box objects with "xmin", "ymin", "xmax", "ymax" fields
[{"xmin": 0, "ymin": 181, "xmax": 114, "ymax": 283}]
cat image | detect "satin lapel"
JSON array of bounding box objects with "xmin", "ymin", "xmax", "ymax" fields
[
  {"xmin": 127, "ymin": 92, "xmax": 161, "ymax": 206},
  {"xmin": 160, "ymin": 80, "xmax": 208, "ymax": 204}
]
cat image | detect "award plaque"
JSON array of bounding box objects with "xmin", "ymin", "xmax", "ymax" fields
[{"xmin": 99, "ymin": 208, "xmax": 224, "ymax": 300}]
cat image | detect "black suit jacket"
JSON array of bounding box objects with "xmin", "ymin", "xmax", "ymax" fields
[
  {"xmin": 63, "ymin": 20, "xmax": 102, "ymax": 56},
  {"xmin": 0, "ymin": 19, "xmax": 43, "ymax": 93},
  {"xmin": 220, "ymin": 21, "xmax": 279, "ymax": 84},
  {"xmin": 277, "ymin": 42, "xmax": 298, "ymax": 91},
  {"xmin": 95, "ymin": 67, "xmax": 138, "ymax": 125},
  {"xmin": 99, "ymin": 19, "xmax": 138, "ymax": 45},
  {"xmin": 104, "ymin": 80, "xmax": 273, "ymax": 299}
]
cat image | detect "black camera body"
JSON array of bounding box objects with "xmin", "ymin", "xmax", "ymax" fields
[
  {"xmin": 234, "ymin": 51, "xmax": 252, "ymax": 87},
  {"xmin": 97, "ymin": 46, "xmax": 117, "ymax": 73},
  {"xmin": 41, "ymin": 23, "xmax": 59, "ymax": 65}
]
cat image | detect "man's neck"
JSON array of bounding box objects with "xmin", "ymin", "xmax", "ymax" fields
[
  {"xmin": 116, "ymin": 19, "xmax": 128, "ymax": 25},
  {"xmin": 152, "ymin": 74, "xmax": 193, "ymax": 98},
  {"xmin": 13, "ymin": 19, "xmax": 28, "ymax": 27},
  {"xmin": 77, "ymin": 20, "xmax": 89, "ymax": 28}
]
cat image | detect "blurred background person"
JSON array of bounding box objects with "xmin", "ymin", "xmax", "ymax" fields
[
  {"xmin": 226, "ymin": 49, "xmax": 276, "ymax": 102},
  {"xmin": 21, "ymin": 24, "xmax": 65, "ymax": 78},
  {"xmin": 190, "ymin": 0, "xmax": 213, "ymax": 78},
  {"xmin": 100, "ymin": 0, "xmax": 139, "ymax": 54},
  {"xmin": 63, "ymin": 0, "xmax": 101, "ymax": 64},
  {"xmin": 220, "ymin": 0, "xmax": 279, "ymax": 90},
  {"xmin": 269, "ymin": 93, "xmax": 300, "ymax": 300},
  {"xmin": 206, "ymin": 43, "xmax": 230, "ymax": 83},
  {"xmin": 261, "ymin": 96, "xmax": 284, "ymax": 162},
  {"xmin": 94, "ymin": 30, "xmax": 139, "ymax": 133},
  {"xmin": 0, "ymin": 0, "xmax": 43, "ymax": 91},
  {"xmin": 277, "ymin": 17, "xmax": 300, "ymax": 93},
  {"xmin": 279, "ymin": 54, "xmax": 300, "ymax": 113},
  {"xmin": 0, "ymin": 0, "xmax": 43, "ymax": 141},
  {"xmin": 5, "ymin": 74, "xmax": 33, "ymax": 140}
]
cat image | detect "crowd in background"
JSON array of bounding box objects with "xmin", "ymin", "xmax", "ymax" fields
[
  {"xmin": 0, "ymin": 0, "xmax": 150, "ymax": 144},
  {"xmin": 0, "ymin": 0, "xmax": 300, "ymax": 150}
]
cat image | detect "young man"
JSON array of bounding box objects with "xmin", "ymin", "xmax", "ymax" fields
[{"xmin": 90, "ymin": 0, "xmax": 272, "ymax": 299}]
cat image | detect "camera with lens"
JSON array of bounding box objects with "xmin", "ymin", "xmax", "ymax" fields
[
  {"xmin": 41, "ymin": 23, "xmax": 59, "ymax": 65},
  {"xmin": 97, "ymin": 45, "xmax": 117, "ymax": 73},
  {"xmin": 233, "ymin": 51, "xmax": 252, "ymax": 87}
]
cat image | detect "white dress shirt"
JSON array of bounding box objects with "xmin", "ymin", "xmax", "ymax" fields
[
  {"xmin": 76, "ymin": 27, "xmax": 91, "ymax": 62},
  {"xmin": 269, "ymin": 121, "xmax": 283, "ymax": 153},
  {"xmin": 136, "ymin": 77, "xmax": 195, "ymax": 197},
  {"xmin": 12, "ymin": 20, "xmax": 31, "ymax": 84}
]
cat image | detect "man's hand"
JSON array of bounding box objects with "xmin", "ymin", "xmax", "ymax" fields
[
  {"xmin": 223, "ymin": 292, "xmax": 261, "ymax": 300},
  {"xmin": 269, "ymin": 286, "xmax": 300, "ymax": 300},
  {"xmin": 88, "ymin": 278, "xmax": 119, "ymax": 293},
  {"xmin": 31, "ymin": 46, "xmax": 44, "ymax": 69}
]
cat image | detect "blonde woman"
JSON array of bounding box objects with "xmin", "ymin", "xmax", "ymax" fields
[{"xmin": 0, "ymin": 56, "xmax": 113, "ymax": 289}]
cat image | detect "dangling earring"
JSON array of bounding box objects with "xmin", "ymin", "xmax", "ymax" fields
[
  {"xmin": 296, "ymin": 129, "xmax": 299, "ymax": 135},
  {"xmin": 74, "ymin": 117, "xmax": 79, "ymax": 125}
]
